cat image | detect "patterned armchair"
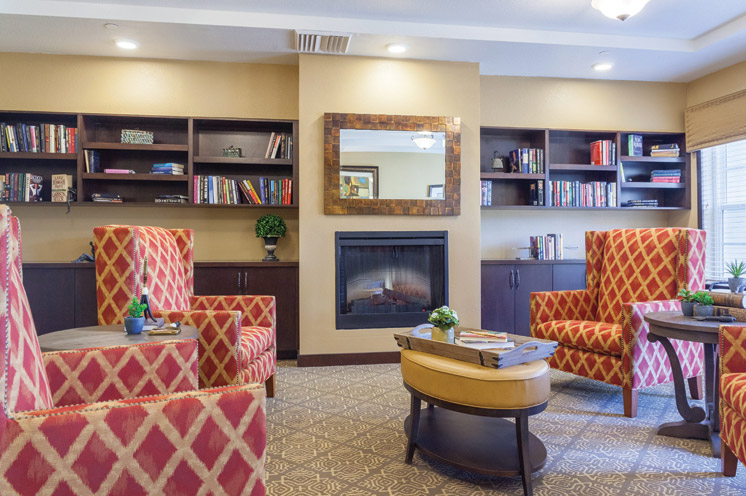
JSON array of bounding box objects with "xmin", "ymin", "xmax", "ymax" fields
[
  {"xmin": 0, "ymin": 206, "xmax": 267, "ymax": 495},
  {"xmin": 93, "ymin": 225, "xmax": 276, "ymax": 395},
  {"xmin": 720, "ymin": 324, "xmax": 746, "ymax": 476},
  {"xmin": 531, "ymin": 228, "xmax": 706, "ymax": 417}
]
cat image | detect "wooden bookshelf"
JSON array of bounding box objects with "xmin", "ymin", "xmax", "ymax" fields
[
  {"xmin": 0, "ymin": 110, "xmax": 298, "ymax": 207},
  {"xmin": 480, "ymin": 127, "xmax": 689, "ymax": 210}
]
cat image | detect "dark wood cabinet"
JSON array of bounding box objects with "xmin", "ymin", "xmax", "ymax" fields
[
  {"xmin": 481, "ymin": 260, "xmax": 586, "ymax": 336},
  {"xmin": 23, "ymin": 263, "xmax": 98, "ymax": 335},
  {"xmin": 194, "ymin": 262, "xmax": 299, "ymax": 359}
]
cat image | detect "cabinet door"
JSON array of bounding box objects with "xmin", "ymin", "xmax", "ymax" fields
[
  {"xmin": 514, "ymin": 265, "xmax": 553, "ymax": 336},
  {"xmin": 481, "ymin": 264, "xmax": 515, "ymax": 333},
  {"xmin": 74, "ymin": 265, "xmax": 99, "ymax": 327},
  {"xmin": 193, "ymin": 267, "xmax": 241, "ymax": 296},
  {"xmin": 24, "ymin": 268, "xmax": 75, "ymax": 335},
  {"xmin": 553, "ymin": 263, "xmax": 587, "ymax": 291}
]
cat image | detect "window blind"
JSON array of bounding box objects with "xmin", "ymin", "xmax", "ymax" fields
[
  {"xmin": 686, "ymin": 89, "xmax": 746, "ymax": 152},
  {"xmin": 700, "ymin": 139, "xmax": 746, "ymax": 282}
]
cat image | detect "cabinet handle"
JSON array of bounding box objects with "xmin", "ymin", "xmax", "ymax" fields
[
  {"xmin": 515, "ymin": 269, "xmax": 521, "ymax": 290},
  {"xmin": 244, "ymin": 272, "xmax": 249, "ymax": 295},
  {"xmin": 509, "ymin": 269, "xmax": 514, "ymax": 289},
  {"xmin": 237, "ymin": 272, "xmax": 242, "ymax": 294}
]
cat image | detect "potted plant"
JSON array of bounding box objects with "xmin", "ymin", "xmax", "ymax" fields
[
  {"xmin": 255, "ymin": 214, "xmax": 287, "ymax": 261},
  {"xmin": 677, "ymin": 288, "xmax": 698, "ymax": 316},
  {"xmin": 124, "ymin": 296, "xmax": 148, "ymax": 334},
  {"xmin": 427, "ymin": 305, "xmax": 459, "ymax": 343},
  {"xmin": 726, "ymin": 260, "xmax": 746, "ymax": 293},
  {"xmin": 693, "ymin": 291, "xmax": 715, "ymax": 317}
]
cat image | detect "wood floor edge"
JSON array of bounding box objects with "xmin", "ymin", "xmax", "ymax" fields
[{"xmin": 297, "ymin": 351, "xmax": 401, "ymax": 367}]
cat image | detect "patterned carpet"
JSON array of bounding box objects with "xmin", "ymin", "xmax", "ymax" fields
[{"xmin": 266, "ymin": 361, "xmax": 746, "ymax": 495}]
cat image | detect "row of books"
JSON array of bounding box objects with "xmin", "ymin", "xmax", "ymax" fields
[
  {"xmin": 194, "ymin": 175, "xmax": 293, "ymax": 205},
  {"xmin": 530, "ymin": 180, "xmax": 545, "ymax": 206},
  {"xmin": 479, "ymin": 180, "xmax": 492, "ymax": 206},
  {"xmin": 155, "ymin": 195, "xmax": 188, "ymax": 204},
  {"xmin": 549, "ymin": 181, "xmax": 617, "ymax": 207},
  {"xmin": 151, "ymin": 163, "xmax": 184, "ymax": 175},
  {"xmin": 0, "ymin": 173, "xmax": 44, "ymax": 202},
  {"xmin": 590, "ymin": 140, "xmax": 616, "ymax": 166},
  {"xmin": 509, "ymin": 148, "xmax": 544, "ymax": 174},
  {"xmin": 91, "ymin": 192, "xmax": 122, "ymax": 203},
  {"xmin": 650, "ymin": 169, "xmax": 681, "ymax": 183},
  {"xmin": 709, "ymin": 291, "xmax": 746, "ymax": 322},
  {"xmin": 623, "ymin": 199, "xmax": 658, "ymax": 208},
  {"xmin": 264, "ymin": 133, "xmax": 293, "ymax": 159},
  {"xmin": 1, "ymin": 123, "xmax": 78, "ymax": 154},
  {"xmin": 530, "ymin": 233, "xmax": 564, "ymax": 260},
  {"xmin": 650, "ymin": 144, "xmax": 680, "ymax": 157}
]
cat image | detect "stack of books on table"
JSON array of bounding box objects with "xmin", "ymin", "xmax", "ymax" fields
[
  {"xmin": 650, "ymin": 170, "xmax": 681, "ymax": 183},
  {"xmin": 155, "ymin": 194, "xmax": 188, "ymax": 204},
  {"xmin": 457, "ymin": 330, "xmax": 515, "ymax": 350},
  {"xmin": 623, "ymin": 199, "xmax": 658, "ymax": 208},
  {"xmin": 709, "ymin": 291, "xmax": 746, "ymax": 321},
  {"xmin": 91, "ymin": 192, "xmax": 122, "ymax": 203},
  {"xmin": 151, "ymin": 163, "xmax": 185, "ymax": 175},
  {"xmin": 650, "ymin": 144, "xmax": 680, "ymax": 157}
]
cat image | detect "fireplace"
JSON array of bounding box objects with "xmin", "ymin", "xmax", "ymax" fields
[{"xmin": 335, "ymin": 231, "xmax": 448, "ymax": 329}]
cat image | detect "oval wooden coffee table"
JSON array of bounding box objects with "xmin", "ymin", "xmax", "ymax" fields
[{"xmin": 38, "ymin": 324, "xmax": 199, "ymax": 352}]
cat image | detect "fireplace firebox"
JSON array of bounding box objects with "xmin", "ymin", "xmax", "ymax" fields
[{"xmin": 335, "ymin": 231, "xmax": 448, "ymax": 329}]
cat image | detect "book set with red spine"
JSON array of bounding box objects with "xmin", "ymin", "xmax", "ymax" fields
[
  {"xmin": 590, "ymin": 140, "xmax": 616, "ymax": 166},
  {"xmin": 0, "ymin": 122, "xmax": 77, "ymax": 153}
]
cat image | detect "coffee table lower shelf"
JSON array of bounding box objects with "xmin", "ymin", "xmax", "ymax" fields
[{"xmin": 404, "ymin": 407, "xmax": 547, "ymax": 477}]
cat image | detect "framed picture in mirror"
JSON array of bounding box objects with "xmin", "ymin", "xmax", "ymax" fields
[
  {"xmin": 428, "ymin": 184, "xmax": 444, "ymax": 199},
  {"xmin": 340, "ymin": 166, "xmax": 379, "ymax": 199}
]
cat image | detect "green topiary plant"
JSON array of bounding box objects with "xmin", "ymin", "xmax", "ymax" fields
[
  {"xmin": 428, "ymin": 306, "xmax": 460, "ymax": 331},
  {"xmin": 255, "ymin": 214, "xmax": 287, "ymax": 238},
  {"xmin": 128, "ymin": 296, "xmax": 148, "ymax": 318},
  {"xmin": 677, "ymin": 288, "xmax": 697, "ymax": 303}
]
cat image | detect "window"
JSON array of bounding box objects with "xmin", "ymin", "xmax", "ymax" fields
[{"xmin": 700, "ymin": 139, "xmax": 746, "ymax": 282}]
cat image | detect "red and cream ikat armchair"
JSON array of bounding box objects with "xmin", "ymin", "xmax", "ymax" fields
[
  {"xmin": 720, "ymin": 324, "xmax": 746, "ymax": 476},
  {"xmin": 0, "ymin": 206, "xmax": 267, "ymax": 495},
  {"xmin": 94, "ymin": 225, "xmax": 276, "ymax": 395},
  {"xmin": 531, "ymin": 228, "xmax": 706, "ymax": 417}
]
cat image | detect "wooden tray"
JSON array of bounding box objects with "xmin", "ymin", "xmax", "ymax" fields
[{"xmin": 394, "ymin": 326, "xmax": 557, "ymax": 369}]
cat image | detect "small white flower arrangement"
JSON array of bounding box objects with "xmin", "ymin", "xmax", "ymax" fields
[{"xmin": 427, "ymin": 305, "xmax": 459, "ymax": 331}]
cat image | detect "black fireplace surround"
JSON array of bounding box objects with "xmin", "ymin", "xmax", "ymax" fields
[{"xmin": 335, "ymin": 231, "xmax": 449, "ymax": 329}]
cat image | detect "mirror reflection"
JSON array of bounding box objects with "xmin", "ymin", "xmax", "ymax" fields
[{"xmin": 340, "ymin": 129, "xmax": 446, "ymax": 200}]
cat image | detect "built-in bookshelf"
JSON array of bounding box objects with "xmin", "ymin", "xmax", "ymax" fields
[
  {"xmin": 480, "ymin": 127, "xmax": 689, "ymax": 210},
  {"xmin": 0, "ymin": 110, "xmax": 298, "ymax": 207}
]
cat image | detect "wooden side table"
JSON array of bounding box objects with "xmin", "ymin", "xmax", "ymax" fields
[
  {"xmin": 38, "ymin": 324, "xmax": 198, "ymax": 352},
  {"xmin": 644, "ymin": 311, "xmax": 746, "ymax": 458}
]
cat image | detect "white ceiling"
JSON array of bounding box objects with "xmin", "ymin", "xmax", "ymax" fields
[{"xmin": 2, "ymin": 0, "xmax": 746, "ymax": 82}]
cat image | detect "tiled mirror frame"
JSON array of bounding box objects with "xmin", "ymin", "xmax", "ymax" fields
[{"xmin": 324, "ymin": 113, "xmax": 461, "ymax": 215}]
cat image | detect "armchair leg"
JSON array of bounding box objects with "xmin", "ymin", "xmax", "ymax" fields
[
  {"xmin": 687, "ymin": 375, "xmax": 703, "ymax": 400},
  {"xmin": 723, "ymin": 441, "xmax": 739, "ymax": 477},
  {"xmin": 623, "ymin": 388, "xmax": 638, "ymax": 418},
  {"xmin": 265, "ymin": 374, "xmax": 276, "ymax": 398}
]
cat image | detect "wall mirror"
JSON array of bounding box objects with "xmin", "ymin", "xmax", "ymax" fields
[{"xmin": 324, "ymin": 113, "xmax": 460, "ymax": 215}]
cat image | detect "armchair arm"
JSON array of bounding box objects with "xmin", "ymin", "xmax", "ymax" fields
[
  {"xmin": 155, "ymin": 309, "xmax": 242, "ymax": 389},
  {"xmin": 720, "ymin": 325, "xmax": 746, "ymax": 375},
  {"xmin": 622, "ymin": 299, "xmax": 703, "ymax": 390},
  {"xmin": 190, "ymin": 295, "xmax": 276, "ymax": 331},
  {"xmin": 530, "ymin": 289, "xmax": 597, "ymax": 336},
  {"xmin": 43, "ymin": 339, "xmax": 198, "ymax": 407},
  {"xmin": 1, "ymin": 385, "xmax": 266, "ymax": 495}
]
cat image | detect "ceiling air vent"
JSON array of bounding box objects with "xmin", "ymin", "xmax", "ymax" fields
[{"xmin": 295, "ymin": 30, "xmax": 352, "ymax": 55}]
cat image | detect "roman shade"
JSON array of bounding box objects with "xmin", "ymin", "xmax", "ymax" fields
[{"xmin": 685, "ymin": 88, "xmax": 746, "ymax": 151}]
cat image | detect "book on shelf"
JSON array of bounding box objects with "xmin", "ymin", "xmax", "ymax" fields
[
  {"xmin": 590, "ymin": 140, "xmax": 616, "ymax": 166},
  {"xmin": 264, "ymin": 132, "xmax": 293, "ymax": 159},
  {"xmin": 549, "ymin": 180, "xmax": 616, "ymax": 207},
  {"xmin": 154, "ymin": 194, "xmax": 188, "ymax": 204},
  {"xmin": 508, "ymin": 148, "xmax": 544, "ymax": 174},
  {"xmin": 649, "ymin": 144, "xmax": 680, "ymax": 157},
  {"xmin": 529, "ymin": 233, "xmax": 563, "ymax": 260},
  {"xmin": 193, "ymin": 175, "xmax": 291, "ymax": 205},
  {"xmin": 151, "ymin": 162, "xmax": 184, "ymax": 175},
  {"xmin": 84, "ymin": 150, "xmax": 101, "ymax": 173},
  {"xmin": 51, "ymin": 174, "xmax": 73, "ymax": 203},
  {"xmin": 0, "ymin": 122, "xmax": 76, "ymax": 153},
  {"xmin": 0, "ymin": 172, "xmax": 44, "ymax": 202},
  {"xmin": 623, "ymin": 200, "xmax": 658, "ymax": 208},
  {"xmin": 91, "ymin": 192, "xmax": 122, "ymax": 203},
  {"xmin": 104, "ymin": 169, "xmax": 135, "ymax": 174},
  {"xmin": 480, "ymin": 180, "xmax": 492, "ymax": 206},
  {"xmin": 628, "ymin": 135, "xmax": 643, "ymax": 156},
  {"xmin": 529, "ymin": 180, "xmax": 544, "ymax": 206}
]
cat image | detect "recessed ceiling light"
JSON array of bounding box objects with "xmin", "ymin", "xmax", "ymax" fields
[
  {"xmin": 386, "ymin": 43, "xmax": 409, "ymax": 54},
  {"xmin": 115, "ymin": 39, "xmax": 139, "ymax": 50},
  {"xmin": 104, "ymin": 23, "xmax": 119, "ymax": 30},
  {"xmin": 592, "ymin": 62, "xmax": 613, "ymax": 71}
]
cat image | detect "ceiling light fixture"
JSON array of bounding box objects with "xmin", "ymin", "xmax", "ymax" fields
[
  {"xmin": 592, "ymin": 62, "xmax": 613, "ymax": 71},
  {"xmin": 104, "ymin": 23, "xmax": 119, "ymax": 30},
  {"xmin": 387, "ymin": 43, "xmax": 409, "ymax": 54},
  {"xmin": 115, "ymin": 39, "xmax": 139, "ymax": 50},
  {"xmin": 591, "ymin": 0, "xmax": 651, "ymax": 21},
  {"xmin": 412, "ymin": 133, "xmax": 436, "ymax": 150}
]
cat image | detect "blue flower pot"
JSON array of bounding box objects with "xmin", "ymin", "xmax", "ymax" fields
[{"xmin": 124, "ymin": 316, "xmax": 145, "ymax": 334}]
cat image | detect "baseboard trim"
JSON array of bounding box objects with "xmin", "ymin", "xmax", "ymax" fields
[{"xmin": 297, "ymin": 351, "xmax": 401, "ymax": 367}]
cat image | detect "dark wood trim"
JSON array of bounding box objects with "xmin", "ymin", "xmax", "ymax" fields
[
  {"xmin": 297, "ymin": 351, "xmax": 401, "ymax": 367},
  {"xmin": 324, "ymin": 113, "xmax": 461, "ymax": 216},
  {"xmin": 194, "ymin": 261, "xmax": 298, "ymax": 268},
  {"xmin": 481, "ymin": 259, "xmax": 584, "ymax": 265}
]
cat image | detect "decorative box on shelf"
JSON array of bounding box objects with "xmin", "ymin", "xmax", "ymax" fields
[
  {"xmin": 222, "ymin": 145, "xmax": 242, "ymax": 158},
  {"xmin": 121, "ymin": 129, "xmax": 154, "ymax": 145}
]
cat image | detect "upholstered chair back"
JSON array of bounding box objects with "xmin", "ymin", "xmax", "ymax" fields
[
  {"xmin": 94, "ymin": 225, "xmax": 194, "ymax": 324},
  {"xmin": 587, "ymin": 228, "xmax": 706, "ymax": 324},
  {"xmin": 0, "ymin": 206, "xmax": 53, "ymax": 420}
]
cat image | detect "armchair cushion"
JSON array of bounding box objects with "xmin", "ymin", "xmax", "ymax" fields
[
  {"xmin": 534, "ymin": 320, "xmax": 622, "ymax": 356},
  {"xmin": 722, "ymin": 373, "xmax": 746, "ymax": 415},
  {"xmin": 240, "ymin": 326, "xmax": 275, "ymax": 368}
]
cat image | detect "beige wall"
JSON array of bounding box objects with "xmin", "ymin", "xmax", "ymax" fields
[
  {"xmin": 480, "ymin": 75, "xmax": 688, "ymax": 259},
  {"xmin": 341, "ymin": 151, "xmax": 445, "ymax": 199},
  {"xmin": 299, "ymin": 55, "xmax": 481, "ymax": 356},
  {"xmin": 0, "ymin": 53, "xmax": 299, "ymax": 261}
]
